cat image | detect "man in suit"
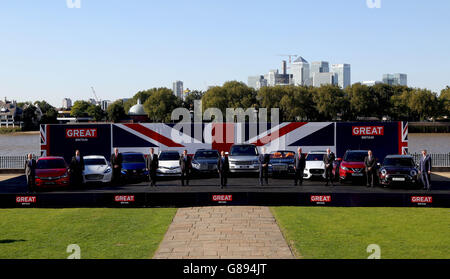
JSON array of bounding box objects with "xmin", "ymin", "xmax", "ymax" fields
[
  {"xmin": 180, "ymin": 150, "xmax": 191, "ymax": 186},
  {"xmin": 323, "ymin": 148, "xmax": 335, "ymax": 186},
  {"xmin": 419, "ymin": 149, "xmax": 432, "ymax": 191},
  {"xmin": 258, "ymin": 147, "xmax": 270, "ymax": 186},
  {"xmin": 146, "ymin": 148, "xmax": 159, "ymax": 187},
  {"xmin": 110, "ymin": 148, "xmax": 123, "ymax": 186},
  {"xmin": 364, "ymin": 150, "xmax": 377, "ymax": 187},
  {"xmin": 217, "ymin": 151, "xmax": 229, "ymax": 189},
  {"xmin": 69, "ymin": 150, "xmax": 85, "ymax": 187},
  {"xmin": 24, "ymin": 153, "xmax": 36, "ymax": 193},
  {"xmin": 294, "ymin": 147, "xmax": 306, "ymax": 186}
]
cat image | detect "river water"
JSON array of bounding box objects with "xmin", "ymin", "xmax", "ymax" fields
[{"xmin": 0, "ymin": 133, "xmax": 449, "ymax": 156}]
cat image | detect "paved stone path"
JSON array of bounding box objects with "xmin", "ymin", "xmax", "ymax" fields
[{"xmin": 153, "ymin": 206, "xmax": 295, "ymax": 259}]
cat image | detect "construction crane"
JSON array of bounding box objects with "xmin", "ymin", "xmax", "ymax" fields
[
  {"xmin": 277, "ymin": 54, "xmax": 298, "ymax": 64},
  {"xmin": 91, "ymin": 87, "xmax": 100, "ymax": 104}
]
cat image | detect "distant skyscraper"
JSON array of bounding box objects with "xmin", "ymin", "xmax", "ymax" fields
[
  {"xmin": 62, "ymin": 98, "xmax": 72, "ymax": 109},
  {"xmin": 248, "ymin": 75, "xmax": 267, "ymax": 90},
  {"xmin": 310, "ymin": 61, "xmax": 329, "ymax": 79},
  {"xmin": 173, "ymin": 81, "xmax": 184, "ymax": 99},
  {"xmin": 382, "ymin": 73, "xmax": 407, "ymax": 86},
  {"xmin": 331, "ymin": 64, "xmax": 351, "ymax": 88},
  {"xmin": 313, "ymin": 72, "xmax": 336, "ymax": 87},
  {"xmin": 291, "ymin": 57, "xmax": 310, "ymax": 86},
  {"xmin": 101, "ymin": 100, "xmax": 111, "ymax": 111}
]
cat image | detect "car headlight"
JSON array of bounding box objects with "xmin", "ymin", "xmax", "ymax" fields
[
  {"xmin": 252, "ymin": 160, "xmax": 259, "ymax": 165},
  {"xmin": 410, "ymin": 170, "xmax": 417, "ymax": 176},
  {"xmin": 104, "ymin": 168, "xmax": 112, "ymax": 174},
  {"xmin": 381, "ymin": 169, "xmax": 387, "ymax": 176},
  {"xmin": 341, "ymin": 166, "xmax": 349, "ymax": 171},
  {"xmin": 192, "ymin": 162, "xmax": 200, "ymax": 169},
  {"xmin": 61, "ymin": 173, "xmax": 68, "ymax": 178}
]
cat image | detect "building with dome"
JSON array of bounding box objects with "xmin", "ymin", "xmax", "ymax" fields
[{"xmin": 128, "ymin": 99, "xmax": 149, "ymax": 123}]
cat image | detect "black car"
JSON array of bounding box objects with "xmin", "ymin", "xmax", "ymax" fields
[
  {"xmin": 379, "ymin": 155, "xmax": 420, "ymax": 188},
  {"xmin": 268, "ymin": 150, "xmax": 295, "ymax": 177},
  {"xmin": 191, "ymin": 149, "xmax": 220, "ymax": 175}
]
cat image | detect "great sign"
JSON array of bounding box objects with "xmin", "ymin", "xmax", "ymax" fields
[
  {"xmin": 66, "ymin": 128, "xmax": 98, "ymax": 138},
  {"xmin": 352, "ymin": 126, "xmax": 384, "ymax": 136}
]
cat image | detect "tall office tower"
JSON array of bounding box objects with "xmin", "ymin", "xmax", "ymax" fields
[
  {"xmin": 383, "ymin": 73, "xmax": 407, "ymax": 86},
  {"xmin": 331, "ymin": 64, "xmax": 351, "ymax": 88},
  {"xmin": 313, "ymin": 72, "xmax": 336, "ymax": 87},
  {"xmin": 62, "ymin": 98, "xmax": 72, "ymax": 109},
  {"xmin": 101, "ymin": 100, "xmax": 111, "ymax": 111},
  {"xmin": 291, "ymin": 57, "xmax": 310, "ymax": 86},
  {"xmin": 281, "ymin": 60, "xmax": 287, "ymax": 75},
  {"xmin": 173, "ymin": 81, "xmax": 184, "ymax": 99},
  {"xmin": 310, "ymin": 61, "xmax": 329, "ymax": 79},
  {"xmin": 265, "ymin": 70, "xmax": 279, "ymax": 86},
  {"xmin": 248, "ymin": 75, "xmax": 267, "ymax": 90}
]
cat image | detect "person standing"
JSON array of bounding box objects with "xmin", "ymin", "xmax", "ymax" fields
[
  {"xmin": 217, "ymin": 151, "xmax": 229, "ymax": 189},
  {"xmin": 364, "ymin": 150, "xmax": 377, "ymax": 188},
  {"xmin": 258, "ymin": 147, "xmax": 270, "ymax": 186},
  {"xmin": 180, "ymin": 150, "xmax": 191, "ymax": 186},
  {"xmin": 69, "ymin": 150, "xmax": 85, "ymax": 187},
  {"xmin": 24, "ymin": 154, "xmax": 36, "ymax": 193},
  {"xmin": 294, "ymin": 147, "xmax": 306, "ymax": 186},
  {"xmin": 323, "ymin": 148, "xmax": 335, "ymax": 186},
  {"xmin": 146, "ymin": 148, "xmax": 159, "ymax": 187},
  {"xmin": 110, "ymin": 148, "xmax": 123, "ymax": 186},
  {"xmin": 419, "ymin": 149, "xmax": 432, "ymax": 191}
]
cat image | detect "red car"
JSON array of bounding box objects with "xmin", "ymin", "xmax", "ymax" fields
[
  {"xmin": 35, "ymin": 157, "xmax": 70, "ymax": 189},
  {"xmin": 334, "ymin": 150, "xmax": 369, "ymax": 184}
]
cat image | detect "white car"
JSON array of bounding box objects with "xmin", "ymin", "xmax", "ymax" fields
[
  {"xmin": 228, "ymin": 144, "xmax": 260, "ymax": 173},
  {"xmin": 157, "ymin": 150, "xmax": 182, "ymax": 177},
  {"xmin": 82, "ymin": 155, "xmax": 113, "ymax": 184},
  {"xmin": 304, "ymin": 151, "xmax": 327, "ymax": 180}
]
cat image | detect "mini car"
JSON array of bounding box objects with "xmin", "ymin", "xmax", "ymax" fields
[
  {"xmin": 120, "ymin": 152, "xmax": 148, "ymax": 182},
  {"xmin": 228, "ymin": 144, "xmax": 260, "ymax": 173},
  {"xmin": 82, "ymin": 155, "xmax": 112, "ymax": 184},
  {"xmin": 379, "ymin": 155, "xmax": 420, "ymax": 188},
  {"xmin": 268, "ymin": 150, "xmax": 295, "ymax": 176},
  {"xmin": 304, "ymin": 151, "xmax": 327, "ymax": 180},
  {"xmin": 157, "ymin": 150, "xmax": 182, "ymax": 177},
  {"xmin": 35, "ymin": 157, "xmax": 70, "ymax": 189},
  {"xmin": 191, "ymin": 149, "xmax": 220, "ymax": 174}
]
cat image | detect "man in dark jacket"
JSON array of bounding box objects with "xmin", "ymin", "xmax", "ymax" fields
[
  {"xmin": 294, "ymin": 147, "xmax": 306, "ymax": 186},
  {"xmin": 323, "ymin": 148, "xmax": 335, "ymax": 186},
  {"xmin": 24, "ymin": 153, "xmax": 36, "ymax": 193},
  {"xmin": 146, "ymin": 148, "xmax": 159, "ymax": 187},
  {"xmin": 110, "ymin": 148, "xmax": 123, "ymax": 186},
  {"xmin": 419, "ymin": 149, "xmax": 432, "ymax": 191},
  {"xmin": 258, "ymin": 147, "xmax": 270, "ymax": 186},
  {"xmin": 69, "ymin": 150, "xmax": 85, "ymax": 187},
  {"xmin": 364, "ymin": 150, "xmax": 377, "ymax": 187},
  {"xmin": 217, "ymin": 151, "xmax": 229, "ymax": 189},
  {"xmin": 180, "ymin": 150, "xmax": 191, "ymax": 186}
]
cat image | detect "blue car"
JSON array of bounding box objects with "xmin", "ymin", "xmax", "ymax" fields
[
  {"xmin": 120, "ymin": 152, "xmax": 149, "ymax": 182},
  {"xmin": 268, "ymin": 150, "xmax": 296, "ymax": 177}
]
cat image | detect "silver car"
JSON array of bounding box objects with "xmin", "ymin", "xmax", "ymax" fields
[{"xmin": 228, "ymin": 144, "xmax": 260, "ymax": 173}]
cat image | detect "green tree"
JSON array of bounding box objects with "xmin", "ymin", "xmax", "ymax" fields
[
  {"xmin": 70, "ymin": 101, "xmax": 92, "ymax": 118},
  {"xmin": 407, "ymin": 89, "xmax": 440, "ymax": 121},
  {"xmin": 87, "ymin": 105, "xmax": 106, "ymax": 122},
  {"xmin": 313, "ymin": 85, "xmax": 348, "ymax": 121},
  {"xmin": 345, "ymin": 83, "xmax": 379, "ymax": 119},
  {"xmin": 439, "ymin": 86, "xmax": 450, "ymax": 117},
  {"xmin": 107, "ymin": 100, "xmax": 127, "ymax": 123},
  {"xmin": 143, "ymin": 88, "xmax": 182, "ymax": 122},
  {"xmin": 22, "ymin": 105, "xmax": 38, "ymax": 131},
  {"xmin": 183, "ymin": 90, "xmax": 205, "ymax": 110},
  {"xmin": 40, "ymin": 107, "xmax": 58, "ymax": 124}
]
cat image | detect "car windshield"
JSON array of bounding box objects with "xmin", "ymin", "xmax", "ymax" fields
[
  {"xmin": 159, "ymin": 152, "xmax": 180, "ymax": 161},
  {"xmin": 344, "ymin": 152, "xmax": 367, "ymax": 162},
  {"xmin": 37, "ymin": 159, "xmax": 66, "ymax": 169},
  {"xmin": 306, "ymin": 154, "xmax": 325, "ymax": 161},
  {"xmin": 122, "ymin": 154, "xmax": 145, "ymax": 163},
  {"xmin": 84, "ymin": 158, "xmax": 107, "ymax": 166},
  {"xmin": 271, "ymin": 151, "xmax": 295, "ymax": 158},
  {"xmin": 230, "ymin": 145, "xmax": 258, "ymax": 156},
  {"xmin": 194, "ymin": 151, "xmax": 219, "ymax": 160},
  {"xmin": 383, "ymin": 158, "xmax": 415, "ymax": 167}
]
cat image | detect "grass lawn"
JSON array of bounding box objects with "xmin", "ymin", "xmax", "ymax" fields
[
  {"xmin": 271, "ymin": 207, "xmax": 450, "ymax": 259},
  {"xmin": 0, "ymin": 208, "xmax": 177, "ymax": 259}
]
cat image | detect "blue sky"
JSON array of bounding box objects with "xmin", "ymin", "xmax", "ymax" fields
[{"xmin": 1, "ymin": 0, "xmax": 449, "ymax": 107}]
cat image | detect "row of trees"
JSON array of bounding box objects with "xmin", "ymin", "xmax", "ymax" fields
[{"xmin": 116, "ymin": 82, "xmax": 449, "ymax": 122}]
